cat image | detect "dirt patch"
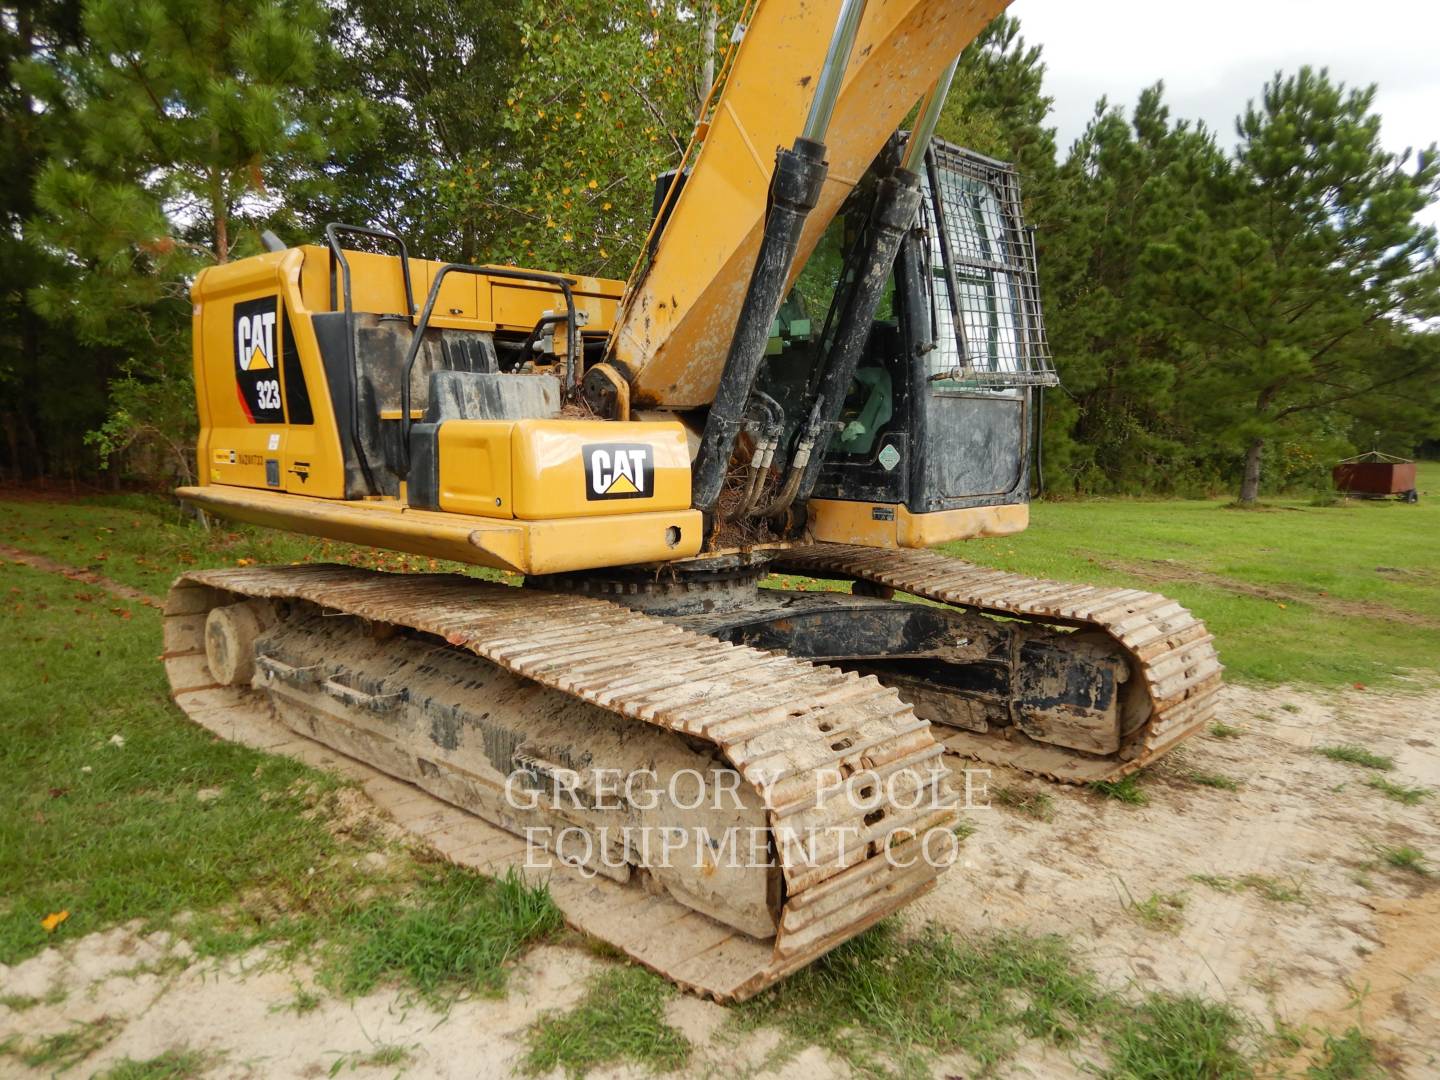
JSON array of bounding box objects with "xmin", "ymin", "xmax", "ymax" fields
[
  {"xmin": 915, "ymin": 679, "xmax": 1440, "ymax": 1076},
  {"xmin": 0, "ymin": 542, "xmax": 161, "ymax": 608},
  {"xmin": 1282, "ymin": 890, "xmax": 1440, "ymax": 1074},
  {"xmin": 1100, "ymin": 555, "xmax": 1440, "ymax": 629}
]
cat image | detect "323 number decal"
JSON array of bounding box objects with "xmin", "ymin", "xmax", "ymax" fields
[{"xmin": 256, "ymin": 379, "xmax": 281, "ymax": 411}]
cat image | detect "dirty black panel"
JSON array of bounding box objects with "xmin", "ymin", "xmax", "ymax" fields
[
  {"xmin": 311, "ymin": 312, "xmax": 371, "ymax": 499},
  {"xmin": 312, "ymin": 311, "xmax": 502, "ymax": 499},
  {"xmin": 407, "ymin": 422, "xmax": 441, "ymax": 510},
  {"xmin": 916, "ymin": 392, "xmax": 1027, "ymax": 507}
]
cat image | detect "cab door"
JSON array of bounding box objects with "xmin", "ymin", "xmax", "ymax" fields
[{"xmin": 911, "ymin": 145, "xmax": 1042, "ymax": 511}]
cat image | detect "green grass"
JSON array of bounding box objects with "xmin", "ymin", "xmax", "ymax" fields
[
  {"xmin": 1104, "ymin": 995, "xmax": 1256, "ymax": 1080},
  {"xmin": 937, "ymin": 462, "xmax": 1440, "ymax": 688},
  {"xmin": 0, "ymin": 556, "xmax": 558, "ymax": 1000},
  {"xmin": 1305, "ymin": 1026, "xmax": 1385, "ymax": 1079},
  {"xmin": 2, "ymin": 1015, "xmax": 122, "ymax": 1071},
  {"xmin": 1127, "ymin": 891, "xmax": 1187, "ymax": 932},
  {"xmin": 992, "ymin": 784, "xmax": 1056, "ymax": 821},
  {"xmin": 0, "ymin": 985, "xmax": 67, "ymax": 1011},
  {"xmin": 737, "ymin": 922, "xmax": 1113, "ymax": 1078},
  {"xmin": 94, "ymin": 1048, "xmax": 218, "ymax": 1080},
  {"xmin": 522, "ymin": 966, "xmax": 691, "ymax": 1078},
  {"xmin": 327, "ymin": 1043, "xmax": 415, "ymax": 1075},
  {"xmin": 1209, "ymin": 722, "xmax": 1244, "ymax": 739},
  {"xmin": 0, "ymin": 559, "xmax": 352, "ymax": 962},
  {"xmin": 276, "ymin": 982, "xmax": 323, "ymax": 1015},
  {"xmin": 0, "ymin": 491, "xmax": 492, "ymax": 599},
  {"xmin": 1185, "ymin": 770, "xmax": 1241, "ymax": 791},
  {"xmin": 736, "ymin": 921, "xmax": 1261, "ymax": 1079},
  {"xmin": 1378, "ymin": 845, "xmax": 1430, "ymax": 876},
  {"xmin": 1091, "ymin": 774, "xmax": 1150, "ymax": 805},
  {"xmin": 1189, "ymin": 874, "xmax": 1305, "ymax": 904},
  {"xmin": 328, "ymin": 866, "xmax": 561, "ymax": 1002},
  {"xmin": 1314, "ymin": 745, "xmax": 1395, "ymax": 771},
  {"xmin": 1364, "ymin": 776, "xmax": 1432, "ymax": 805}
]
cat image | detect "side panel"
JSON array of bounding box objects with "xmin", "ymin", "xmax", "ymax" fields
[
  {"xmin": 437, "ymin": 421, "xmax": 515, "ymax": 519},
  {"xmin": 191, "ymin": 250, "xmax": 347, "ymax": 499},
  {"xmin": 293, "ymin": 244, "xmax": 623, "ymax": 335},
  {"xmin": 509, "ymin": 420, "xmax": 693, "ymax": 521},
  {"xmin": 195, "ymin": 257, "xmax": 290, "ymax": 493},
  {"xmin": 807, "ymin": 499, "xmax": 1028, "ymax": 547}
]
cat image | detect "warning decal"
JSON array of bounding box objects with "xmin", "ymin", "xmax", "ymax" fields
[{"xmin": 233, "ymin": 296, "xmax": 284, "ymax": 424}]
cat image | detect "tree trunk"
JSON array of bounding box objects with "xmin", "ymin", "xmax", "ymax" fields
[
  {"xmin": 1239, "ymin": 437, "xmax": 1264, "ymax": 504},
  {"xmin": 210, "ymin": 129, "xmax": 228, "ymax": 263},
  {"xmin": 697, "ymin": 3, "xmax": 718, "ymax": 116}
]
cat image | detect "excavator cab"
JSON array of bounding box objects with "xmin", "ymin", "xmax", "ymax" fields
[{"xmin": 758, "ymin": 139, "xmax": 1054, "ymax": 547}]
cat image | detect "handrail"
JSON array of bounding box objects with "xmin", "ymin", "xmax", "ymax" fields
[
  {"xmin": 398, "ymin": 263, "xmax": 580, "ymax": 471},
  {"xmin": 324, "ymin": 224, "xmax": 416, "ymax": 315}
]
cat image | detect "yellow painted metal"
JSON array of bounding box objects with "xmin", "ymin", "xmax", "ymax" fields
[
  {"xmin": 192, "ymin": 249, "xmax": 348, "ymax": 499},
  {"xmin": 292, "ymin": 245, "xmax": 624, "ymax": 333},
  {"xmin": 191, "ymin": 245, "xmax": 628, "ymax": 503},
  {"xmin": 184, "ymin": 0, "xmax": 1026, "ymax": 574},
  {"xmin": 807, "ymin": 499, "xmax": 1029, "ymax": 548},
  {"xmin": 508, "ymin": 420, "xmax": 693, "ymax": 520},
  {"xmin": 176, "ymin": 485, "xmax": 703, "ymax": 575},
  {"xmin": 437, "ymin": 421, "xmax": 514, "ymax": 519},
  {"xmin": 614, "ymin": 0, "xmax": 1012, "ymax": 407}
]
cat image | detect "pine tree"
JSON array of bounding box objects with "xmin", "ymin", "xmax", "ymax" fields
[
  {"xmin": 0, "ymin": 0, "xmax": 103, "ymax": 483},
  {"xmin": 1043, "ymin": 85, "xmax": 1228, "ymax": 493},
  {"xmin": 939, "ymin": 16, "xmax": 1056, "ymax": 187},
  {"xmin": 313, "ymin": 0, "xmax": 523, "ymax": 263},
  {"xmin": 20, "ymin": 0, "xmax": 369, "ymax": 477},
  {"xmin": 1148, "ymin": 67, "xmax": 1440, "ymax": 502}
]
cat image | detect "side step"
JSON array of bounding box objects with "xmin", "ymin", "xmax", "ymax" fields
[
  {"xmin": 162, "ymin": 564, "xmax": 958, "ymax": 1001},
  {"xmin": 773, "ymin": 544, "xmax": 1223, "ymax": 782}
]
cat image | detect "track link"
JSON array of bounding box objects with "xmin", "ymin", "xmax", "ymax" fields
[
  {"xmin": 163, "ymin": 564, "xmax": 958, "ymax": 1001},
  {"xmin": 773, "ymin": 544, "xmax": 1223, "ymax": 781}
]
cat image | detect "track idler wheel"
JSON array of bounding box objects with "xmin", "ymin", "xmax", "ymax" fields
[{"xmin": 204, "ymin": 600, "xmax": 276, "ymax": 687}]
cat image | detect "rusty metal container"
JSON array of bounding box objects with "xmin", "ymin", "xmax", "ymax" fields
[{"xmin": 1332, "ymin": 454, "xmax": 1417, "ymax": 496}]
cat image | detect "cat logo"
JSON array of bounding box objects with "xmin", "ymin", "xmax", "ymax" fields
[
  {"xmin": 583, "ymin": 443, "xmax": 654, "ymax": 500},
  {"xmin": 236, "ymin": 306, "xmax": 276, "ymax": 371},
  {"xmin": 232, "ymin": 297, "xmax": 285, "ymax": 424}
]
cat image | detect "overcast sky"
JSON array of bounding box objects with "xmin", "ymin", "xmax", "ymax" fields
[{"xmin": 1010, "ymin": 0, "xmax": 1440, "ymax": 225}]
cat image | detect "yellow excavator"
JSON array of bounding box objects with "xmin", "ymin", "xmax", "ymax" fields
[{"xmin": 164, "ymin": 0, "xmax": 1221, "ymax": 1000}]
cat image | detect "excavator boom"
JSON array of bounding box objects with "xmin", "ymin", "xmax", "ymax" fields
[{"xmin": 613, "ymin": 0, "xmax": 1011, "ymax": 407}]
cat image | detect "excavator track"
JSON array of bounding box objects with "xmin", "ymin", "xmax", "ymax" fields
[
  {"xmin": 773, "ymin": 543, "xmax": 1223, "ymax": 782},
  {"xmin": 162, "ymin": 564, "xmax": 958, "ymax": 1002}
]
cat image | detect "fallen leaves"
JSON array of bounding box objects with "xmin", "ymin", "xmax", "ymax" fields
[{"xmin": 41, "ymin": 910, "xmax": 69, "ymax": 933}]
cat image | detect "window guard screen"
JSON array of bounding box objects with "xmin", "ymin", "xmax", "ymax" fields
[{"xmin": 922, "ymin": 143, "xmax": 1056, "ymax": 391}]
